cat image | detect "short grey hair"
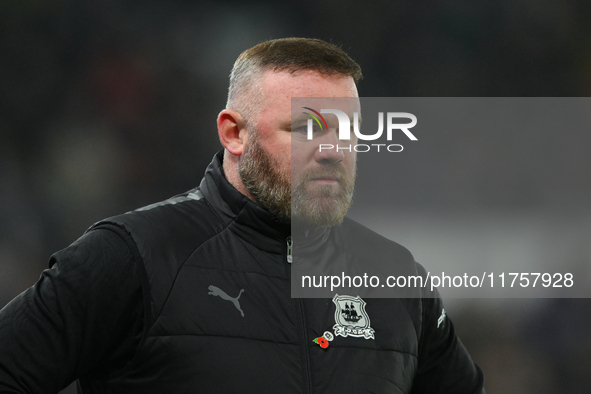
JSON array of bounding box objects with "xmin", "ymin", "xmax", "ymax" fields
[{"xmin": 226, "ymin": 37, "xmax": 362, "ymax": 124}]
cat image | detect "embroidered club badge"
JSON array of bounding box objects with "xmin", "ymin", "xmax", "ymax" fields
[{"xmin": 332, "ymin": 294, "xmax": 375, "ymax": 339}]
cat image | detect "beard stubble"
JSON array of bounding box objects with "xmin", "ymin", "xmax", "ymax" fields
[{"xmin": 237, "ymin": 127, "xmax": 356, "ymax": 228}]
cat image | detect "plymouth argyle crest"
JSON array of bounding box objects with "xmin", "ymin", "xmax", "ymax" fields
[{"xmin": 332, "ymin": 294, "xmax": 375, "ymax": 339}]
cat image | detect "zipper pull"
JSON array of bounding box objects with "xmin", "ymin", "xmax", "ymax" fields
[{"xmin": 286, "ymin": 236, "xmax": 293, "ymax": 264}]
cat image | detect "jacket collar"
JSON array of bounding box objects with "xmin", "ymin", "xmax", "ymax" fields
[{"xmin": 199, "ymin": 151, "xmax": 291, "ymax": 255}]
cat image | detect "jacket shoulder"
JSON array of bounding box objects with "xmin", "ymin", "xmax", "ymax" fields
[
  {"xmin": 93, "ymin": 188, "xmax": 222, "ymax": 251},
  {"xmin": 88, "ymin": 188, "xmax": 224, "ymax": 319}
]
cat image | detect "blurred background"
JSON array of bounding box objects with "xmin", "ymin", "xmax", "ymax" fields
[{"xmin": 1, "ymin": 0, "xmax": 590, "ymax": 393}]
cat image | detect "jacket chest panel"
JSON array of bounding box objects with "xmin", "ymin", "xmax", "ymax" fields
[
  {"xmin": 146, "ymin": 238, "xmax": 293, "ymax": 341},
  {"xmin": 136, "ymin": 238, "xmax": 420, "ymax": 393}
]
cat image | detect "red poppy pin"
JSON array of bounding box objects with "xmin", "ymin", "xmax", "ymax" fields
[{"xmin": 313, "ymin": 336, "xmax": 329, "ymax": 348}]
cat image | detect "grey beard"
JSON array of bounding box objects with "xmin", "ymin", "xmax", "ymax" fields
[
  {"xmin": 238, "ymin": 127, "xmax": 355, "ymax": 228},
  {"xmin": 291, "ymin": 165, "xmax": 355, "ymax": 228},
  {"xmin": 238, "ymin": 129, "xmax": 291, "ymax": 222}
]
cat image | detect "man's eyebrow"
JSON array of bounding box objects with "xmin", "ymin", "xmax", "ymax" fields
[{"xmin": 291, "ymin": 113, "xmax": 308, "ymax": 122}]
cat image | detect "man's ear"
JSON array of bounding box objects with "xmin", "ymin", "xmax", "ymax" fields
[{"xmin": 217, "ymin": 109, "xmax": 248, "ymax": 156}]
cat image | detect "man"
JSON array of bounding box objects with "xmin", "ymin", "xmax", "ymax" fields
[{"xmin": 0, "ymin": 38, "xmax": 484, "ymax": 393}]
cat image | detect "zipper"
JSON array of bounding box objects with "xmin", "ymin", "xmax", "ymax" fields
[
  {"xmin": 286, "ymin": 236, "xmax": 293, "ymax": 263},
  {"xmin": 298, "ymin": 298, "xmax": 313, "ymax": 394},
  {"xmin": 289, "ymin": 235, "xmax": 313, "ymax": 393}
]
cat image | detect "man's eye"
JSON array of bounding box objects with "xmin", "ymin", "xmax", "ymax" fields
[
  {"xmin": 293, "ymin": 125, "xmax": 323, "ymax": 134},
  {"xmin": 312, "ymin": 124, "xmax": 325, "ymax": 133}
]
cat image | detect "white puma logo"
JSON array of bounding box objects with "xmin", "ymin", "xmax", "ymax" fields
[{"xmin": 208, "ymin": 285, "xmax": 245, "ymax": 317}]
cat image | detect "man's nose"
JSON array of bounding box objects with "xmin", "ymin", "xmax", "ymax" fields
[{"xmin": 314, "ymin": 128, "xmax": 346, "ymax": 163}]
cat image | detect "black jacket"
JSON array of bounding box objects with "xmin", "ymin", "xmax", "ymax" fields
[{"xmin": 0, "ymin": 152, "xmax": 484, "ymax": 393}]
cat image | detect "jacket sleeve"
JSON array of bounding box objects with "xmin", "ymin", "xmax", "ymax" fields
[
  {"xmin": 0, "ymin": 228, "xmax": 145, "ymax": 394},
  {"xmin": 410, "ymin": 266, "xmax": 485, "ymax": 394}
]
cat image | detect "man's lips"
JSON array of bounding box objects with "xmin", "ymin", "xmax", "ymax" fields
[{"xmin": 309, "ymin": 176, "xmax": 340, "ymax": 184}]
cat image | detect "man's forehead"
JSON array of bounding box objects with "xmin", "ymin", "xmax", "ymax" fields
[
  {"xmin": 259, "ymin": 69, "xmax": 358, "ymax": 98},
  {"xmin": 291, "ymin": 98, "xmax": 361, "ymax": 124}
]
